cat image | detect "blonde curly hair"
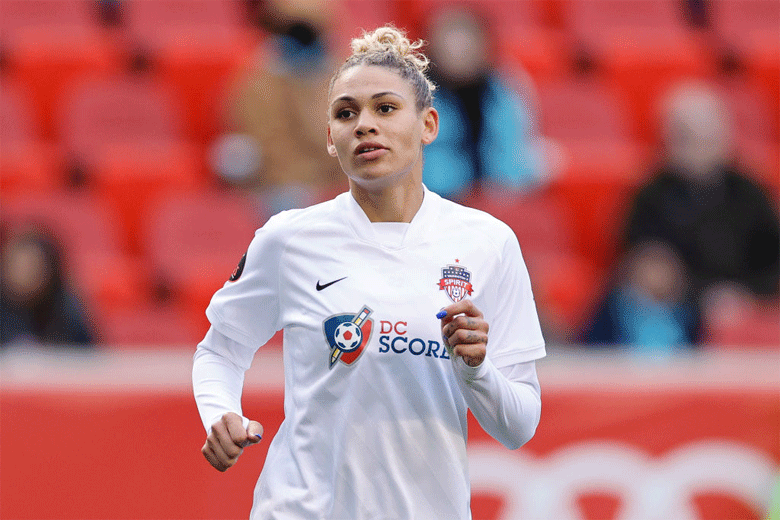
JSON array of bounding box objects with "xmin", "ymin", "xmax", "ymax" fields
[{"xmin": 329, "ymin": 25, "xmax": 436, "ymax": 111}]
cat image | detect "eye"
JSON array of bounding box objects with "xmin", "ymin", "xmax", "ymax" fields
[
  {"xmin": 335, "ymin": 108, "xmax": 355, "ymax": 120},
  {"xmin": 378, "ymin": 104, "xmax": 396, "ymax": 114}
]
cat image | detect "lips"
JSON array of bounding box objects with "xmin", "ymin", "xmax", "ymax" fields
[{"xmin": 354, "ymin": 142, "xmax": 387, "ymax": 156}]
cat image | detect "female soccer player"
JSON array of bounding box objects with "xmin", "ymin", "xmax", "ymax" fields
[{"xmin": 193, "ymin": 25, "xmax": 545, "ymax": 519}]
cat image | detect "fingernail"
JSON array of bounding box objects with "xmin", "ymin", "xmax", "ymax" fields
[
  {"xmin": 255, "ymin": 434, "xmax": 262, "ymax": 440},
  {"xmin": 436, "ymin": 310, "xmax": 447, "ymax": 319}
]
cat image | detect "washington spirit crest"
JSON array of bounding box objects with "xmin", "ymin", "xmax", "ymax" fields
[
  {"xmin": 322, "ymin": 306, "xmax": 374, "ymax": 369},
  {"xmin": 439, "ymin": 264, "xmax": 473, "ymax": 303}
]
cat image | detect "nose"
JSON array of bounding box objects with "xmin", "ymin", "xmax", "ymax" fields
[{"xmin": 354, "ymin": 111, "xmax": 378, "ymax": 137}]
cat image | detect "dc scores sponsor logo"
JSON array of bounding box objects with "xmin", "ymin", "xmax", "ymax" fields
[
  {"xmin": 323, "ymin": 306, "xmax": 374, "ymax": 369},
  {"xmin": 439, "ymin": 263, "xmax": 473, "ymax": 303}
]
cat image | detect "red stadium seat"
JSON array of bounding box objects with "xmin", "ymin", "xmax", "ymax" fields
[
  {"xmin": 561, "ymin": 0, "xmax": 692, "ymax": 49},
  {"xmin": 394, "ymin": 0, "xmax": 548, "ymax": 38},
  {"xmin": 561, "ymin": 0, "xmax": 713, "ymax": 143},
  {"xmin": 96, "ymin": 302, "xmax": 205, "ymax": 348},
  {"xmin": 0, "ymin": 0, "xmax": 119, "ymax": 139},
  {"xmin": 0, "ymin": 191, "xmax": 146, "ymax": 316},
  {"xmin": 1, "ymin": 191, "xmax": 123, "ymax": 256},
  {"xmin": 123, "ymin": 0, "xmax": 248, "ymax": 49},
  {"xmin": 120, "ymin": 0, "xmax": 256, "ymax": 143},
  {"xmin": 144, "ymin": 190, "xmax": 261, "ymax": 329},
  {"xmin": 536, "ymin": 75, "xmax": 636, "ymax": 142},
  {"xmin": 524, "ymin": 249, "xmax": 603, "ymax": 337},
  {"xmin": 333, "ymin": 0, "xmax": 399, "ymax": 57},
  {"xmin": 546, "ymin": 140, "xmax": 652, "ymax": 270},
  {"xmin": 90, "ymin": 141, "xmax": 206, "ymax": 255},
  {"xmin": 704, "ymin": 291, "xmax": 780, "ymax": 348},
  {"xmin": 0, "ymin": 82, "xmax": 64, "ymax": 194},
  {"xmin": 58, "ymin": 75, "xmax": 185, "ymax": 165},
  {"xmin": 711, "ymin": 0, "xmax": 779, "ymax": 43},
  {"xmin": 0, "ymin": 0, "xmax": 101, "ymax": 37},
  {"xmin": 710, "ymin": 0, "xmax": 780, "ymax": 121},
  {"xmin": 466, "ymin": 189, "xmax": 576, "ymax": 258},
  {"xmin": 151, "ymin": 32, "xmax": 256, "ymax": 143}
]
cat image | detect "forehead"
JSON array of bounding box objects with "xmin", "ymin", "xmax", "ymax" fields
[{"xmin": 330, "ymin": 65, "xmax": 413, "ymax": 103}]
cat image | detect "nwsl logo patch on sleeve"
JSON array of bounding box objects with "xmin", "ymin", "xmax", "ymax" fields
[
  {"xmin": 322, "ymin": 306, "xmax": 374, "ymax": 369},
  {"xmin": 439, "ymin": 263, "xmax": 473, "ymax": 303}
]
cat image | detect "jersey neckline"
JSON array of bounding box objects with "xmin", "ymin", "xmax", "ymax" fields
[{"xmin": 338, "ymin": 185, "xmax": 442, "ymax": 249}]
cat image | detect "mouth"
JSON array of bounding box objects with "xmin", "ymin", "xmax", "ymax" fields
[{"xmin": 354, "ymin": 142, "xmax": 387, "ymax": 156}]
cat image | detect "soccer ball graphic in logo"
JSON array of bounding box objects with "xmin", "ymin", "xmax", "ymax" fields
[{"xmin": 334, "ymin": 322, "xmax": 363, "ymax": 352}]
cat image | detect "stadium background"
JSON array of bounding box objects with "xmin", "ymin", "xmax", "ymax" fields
[{"xmin": 1, "ymin": 0, "xmax": 778, "ymax": 519}]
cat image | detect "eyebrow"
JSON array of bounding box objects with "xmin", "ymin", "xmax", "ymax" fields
[{"xmin": 332, "ymin": 91, "xmax": 405, "ymax": 105}]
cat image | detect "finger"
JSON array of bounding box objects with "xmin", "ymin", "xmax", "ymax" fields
[
  {"xmin": 223, "ymin": 413, "xmax": 251, "ymax": 448},
  {"xmin": 448, "ymin": 330, "xmax": 488, "ymax": 351},
  {"xmin": 203, "ymin": 436, "xmax": 237, "ymax": 471},
  {"xmin": 439, "ymin": 299, "xmax": 483, "ymax": 322},
  {"xmin": 212, "ymin": 420, "xmax": 244, "ymax": 460},
  {"xmin": 243, "ymin": 421, "xmax": 264, "ymax": 447},
  {"xmin": 202, "ymin": 442, "xmax": 226, "ymax": 471},
  {"xmin": 442, "ymin": 315, "xmax": 489, "ymax": 339}
]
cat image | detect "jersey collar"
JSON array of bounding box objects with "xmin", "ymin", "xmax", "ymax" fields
[{"xmin": 339, "ymin": 185, "xmax": 442, "ymax": 249}]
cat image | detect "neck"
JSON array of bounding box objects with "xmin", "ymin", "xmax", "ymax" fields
[{"xmin": 350, "ymin": 178, "xmax": 424, "ymax": 223}]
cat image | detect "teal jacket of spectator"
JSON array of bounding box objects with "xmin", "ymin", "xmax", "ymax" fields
[{"xmin": 423, "ymin": 74, "xmax": 542, "ymax": 199}]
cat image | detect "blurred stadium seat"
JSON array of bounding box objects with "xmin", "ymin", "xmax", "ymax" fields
[
  {"xmin": 704, "ymin": 293, "xmax": 780, "ymax": 348},
  {"xmin": 333, "ymin": 0, "xmax": 399, "ymax": 57},
  {"xmin": 546, "ymin": 140, "xmax": 651, "ymax": 270},
  {"xmin": 715, "ymin": 75, "xmax": 780, "ymax": 191},
  {"xmin": 467, "ymin": 190, "xmax": 576, "ymax": 258},
  {"xmin": 0, "ymin": 0, "xmax": 120, "ymax": 138},
  {"xmin": 144, "ymin": 190, "xmax": 260, "ymax": 331},
  {"xmin": 525, "ymin": 249, "xmax": 602, "ymax": 336},
  {"xmin": 90, "ymin": 141, "xmax": 206, "ymax": 255},
  {"xmin": 536, "ymin": 74, "xmax": 636, "ymax": 141},
  {"xmin": 711, "ymin": 0, "xmax": 779, "ymax": 44},
  {"xmin": 97, "ymin": 302, "xmax": 204, "ymax": 347},
  {"xmin": 58, "ymin": 74, "xmax": 185, "ymax": 165},
  {"xmin": 0, "ymin": 191, "xmax": 147, "ymax": 317},
  {"xmin": 123, "ymin": 0, "xmax": 248, "ymax": 49},
  {"xmin": 122, "ymin": 0, "xmax": 255, "ymax": 143},
  {"xmin": 561, "ymin": 0, "xmax": 713, "ymax": 142},
  {"xmin": 0, "ymin": 81, "xmax": 64, "ymax": 194}
]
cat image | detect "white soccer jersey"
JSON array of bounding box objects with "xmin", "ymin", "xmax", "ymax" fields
[{"xmin": 201, "ymin": 187, "xmax": 545, "ymax": 519}]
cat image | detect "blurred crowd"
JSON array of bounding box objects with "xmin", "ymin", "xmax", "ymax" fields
[{"xmin": 1, "ymin": 0, "xmax": 777, "ymax": 351}]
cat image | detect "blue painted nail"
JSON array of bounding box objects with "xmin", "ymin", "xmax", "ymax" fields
[
  {"xmin": 255, "ymin": 434, "xmax": 262, "ymax": 440},
  {"xmin": 436, "ymin": 310, "xmax": 447, "ymax": 319}
]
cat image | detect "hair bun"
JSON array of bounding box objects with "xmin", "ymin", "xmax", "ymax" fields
[{"xmin": 350, "ymin": 25, "xmax": 430, "ymax": 75}]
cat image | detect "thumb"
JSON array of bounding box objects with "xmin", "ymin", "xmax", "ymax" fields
[{"xmin": 245, "ymin": 420, "xmax": 264, "ymax": 445}]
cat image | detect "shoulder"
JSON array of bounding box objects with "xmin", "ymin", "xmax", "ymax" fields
[
  {"xmin": 247, "ymin": 196, "xmax": 344, "ymax": 255},
  {"xmin": 259, "ymin": 196, "xmax": 342, "ymax": 235},
  {"xmin": 724, "ymin": 169, "xmax": 773, "ymax": 200},
  {"xmin": 436, "ymin": 196, "xmax": 518, "ymax": 252}
]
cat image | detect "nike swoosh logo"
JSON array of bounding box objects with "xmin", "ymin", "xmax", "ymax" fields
[{"xmin": 316, "ymin": 277, "xmax": 347, "ymax": 291}]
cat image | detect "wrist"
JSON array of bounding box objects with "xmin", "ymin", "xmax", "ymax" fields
[{"xmin": 453, "ymin": 355, "xmax": 489, "ymax": 382}]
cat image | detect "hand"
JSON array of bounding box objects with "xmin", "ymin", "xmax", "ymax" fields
[
  {"xmin": 202, "ymin": 412, "xmax": 263, "ymax": 472},
  {"xmin": 439, "ymin": 299, "xmax": 488, "ymax": 367}
]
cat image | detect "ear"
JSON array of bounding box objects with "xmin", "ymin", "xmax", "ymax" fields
[
  {"xmin": 326, "ymin": 125, "xmax": 338, "ymax": 157},
  {"xmin": 421, "ymin": 107, "xmax": 439, "ymax": 145}
]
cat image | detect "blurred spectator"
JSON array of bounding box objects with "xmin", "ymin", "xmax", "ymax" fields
[
  {"xmin": 581, "ymin": 241, "xmax": 702, "ymax": 351},
  {"xmin": 1, "ymin": 227, "xmax": 95, "ymax": 346},
  {"xmin": 422, "ymin": 6, "xmax": 546, "ymax": 202},
  {"xmin": 624, "ymin": 82, "xmax": 779, "ymax": 300},
  {"xmin": 211, "ymin": 0, "xmax": 344, "ymax": 216},
  {"xmin": 582, "ymin": 81, "xmax": 779, "ymax": 348}
]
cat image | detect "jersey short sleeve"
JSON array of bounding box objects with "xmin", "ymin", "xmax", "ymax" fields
[
  {"xmin": 485, "ymin": 229, "xmax": 546, "ymax": 368},
  {"xmin": 205, "ymin": 217, "xmax": 283, "ymax": 351}
]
